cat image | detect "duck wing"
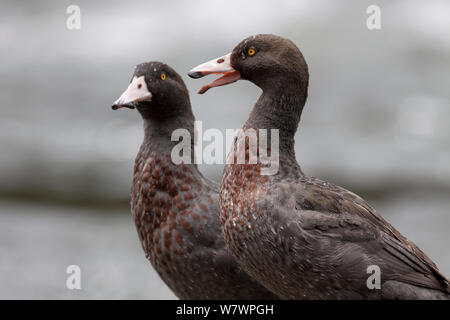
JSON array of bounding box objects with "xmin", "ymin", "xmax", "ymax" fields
[{"xmin": 290, "ymin": 176, "xmax": 450, "ymax": 293}]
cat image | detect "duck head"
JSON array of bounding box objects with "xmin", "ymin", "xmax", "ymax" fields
[
  {"xmin": 188, "ymin": 34, "xmax": 309, "ymax": 95},
  {"xmin": 112, "ymin": 61, "xmax": 191, "ymax": 120}
]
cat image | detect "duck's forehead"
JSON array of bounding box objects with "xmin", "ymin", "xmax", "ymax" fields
[
  {"xmin": 237, "ymin": 35, "xmax": 268, "ymax": 50},
  {"xmin": 149, "ymin": 62, "xmax": 162, "ymax": 73},
  {"xmin": 234, "ymin": 39, "xmax": 251, "ymax": 53},
  {"xmin": 135, "ymin": 62, "xmax": 165, "ymax": 78},
  {"xmin": 240, "ymin": 37, "xmax": 254, "ymax": 48}
]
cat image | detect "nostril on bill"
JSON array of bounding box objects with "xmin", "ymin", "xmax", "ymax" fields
[{"xmin": 188, "ymin": 71, "xmax": 204, "ymax": 79}]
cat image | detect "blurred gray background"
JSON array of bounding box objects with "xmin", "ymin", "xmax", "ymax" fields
[{"xmin": 1, "ymin": 0, "xmax": 449, "ymax": 299}]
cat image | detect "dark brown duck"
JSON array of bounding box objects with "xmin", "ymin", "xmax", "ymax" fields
[
  {"xmin": 189, "ymin": 34, "xmax": 450, "ymax": 299},
  {"xmin": 112, "ymin": 61, "xmax": 278, "ymax": 300}
]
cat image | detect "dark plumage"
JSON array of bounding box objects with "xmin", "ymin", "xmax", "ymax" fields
[
  {"xmin": 189, "ymin": 34, "xmax": 450, "ymax": 299},
  {"xmin": 112, "ymin": 61, "xmax": 278, "ymax": 300}
]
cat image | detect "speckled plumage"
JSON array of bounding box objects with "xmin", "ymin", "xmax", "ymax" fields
[
  {"xmin": 214, "ymin": 35, "xmax": 450, "ymax": 299},
  {"xmin": 114, "ymin": 62, "xmax": 278, "ymax": 300}
]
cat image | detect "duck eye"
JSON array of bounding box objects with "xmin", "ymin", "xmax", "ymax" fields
[
  {"xmin": 248, "ymin": 48, "xmax": 256, "ymax": 56},
  {"xmin": 160, "ymin": 73, "xmax": 166, "ymax": 80}
]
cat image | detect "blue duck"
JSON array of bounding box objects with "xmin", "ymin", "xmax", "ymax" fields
[
  {"xmin": 188, "ymin": 34, "xmax": 450, "ymax": 299},
  {"xmin": 112, "ymin": 61, "xmax": 278, "ymax": 299}
]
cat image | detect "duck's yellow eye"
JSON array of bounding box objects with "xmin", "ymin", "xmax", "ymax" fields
[
  {"xmin": 160, "ymin": 73, "xmax": 166, "ymax": 80},
  {"xmin": 248, "ymin": 48, "xmax": 256, "ymax": 56}
]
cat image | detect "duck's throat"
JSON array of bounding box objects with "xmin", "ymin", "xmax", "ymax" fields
[
  {"xmin": 243, "ymin": 89, "xmax": 305, "ymax": 159},
  {"xmin": 132, "ymin": 116, "xmax": 199, "ymax": 230},
  {"xmin": 141, "ymin": 115, "xmax": 196, "ymax": 163}
]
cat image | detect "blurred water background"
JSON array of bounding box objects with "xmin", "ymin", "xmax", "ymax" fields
[{"xmin": 1, "ymin": 0, "xmax": 449, "ymax": 299}]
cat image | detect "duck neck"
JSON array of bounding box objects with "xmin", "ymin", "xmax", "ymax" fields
[
  {"xmin": 132, "ymin": 113, "xmax": 200, "ymax": 235},
  {"xmin": 243, "ymin": 84, "xmax": 306, "ymax": 163},
  {"xmin": 140, "ymin": 113, "xmax": 196, "ymax": 166}
]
